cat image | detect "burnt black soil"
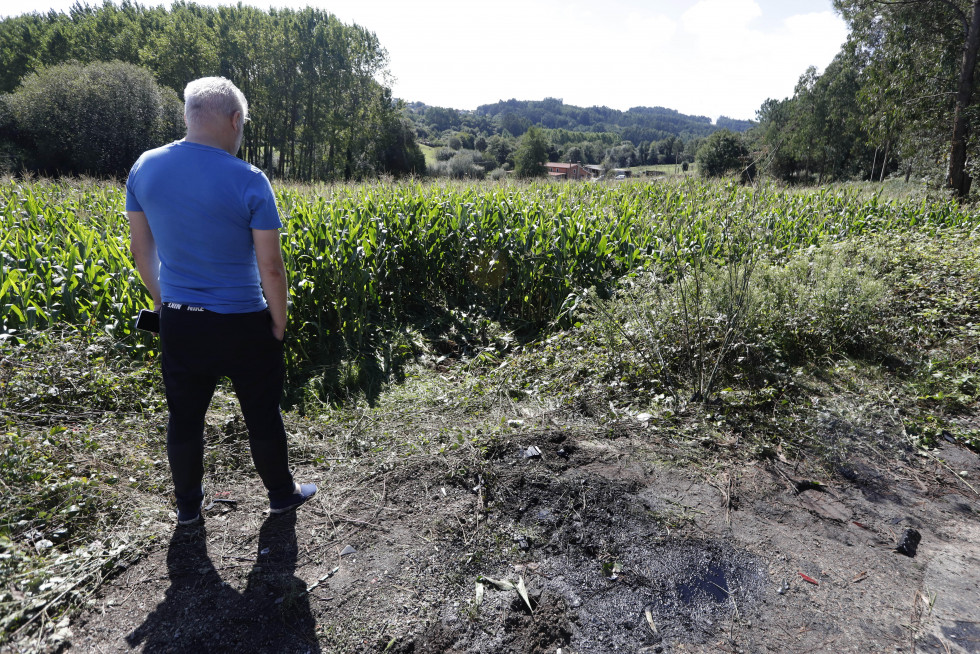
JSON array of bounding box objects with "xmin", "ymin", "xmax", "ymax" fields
[{"xmin": 408, "ymin": 434, "xmax": 770, "ymax": 654}]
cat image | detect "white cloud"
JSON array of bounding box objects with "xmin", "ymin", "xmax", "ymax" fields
[
  {"xmin": 681, "ymin": 0, "xmax": 763, "ymax": 36},
  {"xmin": 644, "ymin": 1, "xmax": 849, "ymax": 118}
]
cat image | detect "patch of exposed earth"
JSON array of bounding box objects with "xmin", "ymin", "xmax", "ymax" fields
[{"xmin": 22, "ymin": 417, "xmax": 980, "ymax": 654}]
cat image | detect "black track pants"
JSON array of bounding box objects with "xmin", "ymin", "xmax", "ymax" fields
[{"xmin": 159, "ymin": 305, "xmax": 295, "ymax": 512}]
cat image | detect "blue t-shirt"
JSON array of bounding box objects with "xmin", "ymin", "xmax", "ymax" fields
[{"xmin": 125, "ymin": 140, "xmax": 282, "ymax": 313}]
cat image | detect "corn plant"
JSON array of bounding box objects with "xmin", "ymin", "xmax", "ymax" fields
[
  {"xmin": 1, "ymin": 179, "xmax": 147, "ymax": 348},
  {"xmin": 2, "ymin": 177, "xmax": 977, "ymax": 400}
]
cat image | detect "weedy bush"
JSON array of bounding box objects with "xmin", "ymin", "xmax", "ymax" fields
[
  {"xmin": 445, "ymin": 150, "xmax": 487, "ymax": 179},
  {"xmin": 586, "ymin": 227, "xmax": 930, "ymax": 405},
  {"xmin": 751, "ymin": 239, "xmax": 890, "ymax": 363},
  {"xmin": 588, "ymin": 190, "xmax": 765, "ymax": 402}
]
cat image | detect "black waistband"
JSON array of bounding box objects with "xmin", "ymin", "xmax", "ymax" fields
[
  {"xmin": 162, "ymin": 304, "xmax": 269, "ymax": 318},
  {"xmin": 163, "ymin": 302, "xmax": 209, "ymax": 313}
]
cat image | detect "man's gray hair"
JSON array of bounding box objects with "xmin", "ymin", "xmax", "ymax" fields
[{"xmin": 183, "ymin": 77, "xmax": 249, "ymax": 126}]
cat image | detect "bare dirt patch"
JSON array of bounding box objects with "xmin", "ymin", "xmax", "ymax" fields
[{"xmin": 43, "ymin": 411, "xmax": 980, "ymax": 654}]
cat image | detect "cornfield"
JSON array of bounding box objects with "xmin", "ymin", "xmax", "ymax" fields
[{"xmin": 1, "ymin": 177, "xmax": 975, "ymax": 373}]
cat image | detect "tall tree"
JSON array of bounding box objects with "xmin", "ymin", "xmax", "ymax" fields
[
  {"xmin": 835, "ymin": 0, "xmax": 980, "ymax": 196},
  {"xmin": 949, "ymin": 1, "xmax": 980, "ymax": 194},
  {"xmin": 513, "ymin": 127, "xmax": 547, "ymax": 178},
  {"xmin": 0, "ymin": 2, "xmax": 415, "ymax": 181}
]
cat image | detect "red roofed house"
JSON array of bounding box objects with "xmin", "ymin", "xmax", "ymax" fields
[{"xmin": 546, "ymin": 162, "xmax": 595, "ymax": 180}]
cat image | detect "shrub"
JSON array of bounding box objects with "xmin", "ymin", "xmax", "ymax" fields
[
  {"xmin": 6, "ymin": 60, "xmax": 183, "ymax": 177},
  {"xmin": 752, "ymin": 240, "xmax": 889, "ymax": 362},
  {"xmin": 446, "ymin": 149, "xmax": 486, "ymax": 179},
  {"xmin": 427, "ymin": 160, "xmax": 448, "ymax": 177},
  {"xmin": 588, "ymin": 230, "xmax": 890, "ymax": 402}
]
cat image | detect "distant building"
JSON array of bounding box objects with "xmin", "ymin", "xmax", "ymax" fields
[{"xmin": 546, "ymin": 162, "xmax": 595, "ymax": 180}]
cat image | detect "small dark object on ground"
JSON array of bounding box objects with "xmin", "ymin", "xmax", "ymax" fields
[{"xmin": 894, "ymin": 528, "xmax": 921, "ymax": 557}]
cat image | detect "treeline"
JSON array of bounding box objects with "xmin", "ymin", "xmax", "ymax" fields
[
  {"xmin": 407, "ymin": 99, "xmax": 753, "ymax": 145},
  {"xmin": 473, "ymin": 98, "xmax": 754, "ymax": 141},
  {"xmin": 695, "ymin": 0, "xmax": 980, "ymax": 197},
  {"xmin": 406, "ymin": 98, "xmax": 755, "ymax": 178},
  {"xmin": 0, "ymin": 2, "xmax": 424, "ymax": 181}
]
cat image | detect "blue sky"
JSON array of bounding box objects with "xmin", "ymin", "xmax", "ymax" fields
[{"xmin": 0, "ymin": 0, "xmax": 849, "ymax": 120}]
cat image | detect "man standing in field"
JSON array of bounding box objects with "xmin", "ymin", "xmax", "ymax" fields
[{"xmin": 125, "ymin": 76, "xmax": 316, "ymax": 526}]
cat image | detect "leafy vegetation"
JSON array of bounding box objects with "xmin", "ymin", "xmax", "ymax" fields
[
  {"xmin": 4, "ymin": 60, "xmax": 183, "ymax": 178},
  {"xmin": 0, "ymin": 179, "xmax": 147, "ymax": 343},
  {"xmin": 2, "ymin": 175, "xmax": 976, "ymax": 408},
  {"xmin": 0, "ymin": 3, "xmax": 423, "ymax": 181},
  {"xmin": 2, "ymin": 176, "xmax": 980, "ymax": 647}
]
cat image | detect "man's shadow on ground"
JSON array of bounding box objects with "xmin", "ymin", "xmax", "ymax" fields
[{"xmin": 127, "ymin": 511, "xmax": 321, "ymax": 653}]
